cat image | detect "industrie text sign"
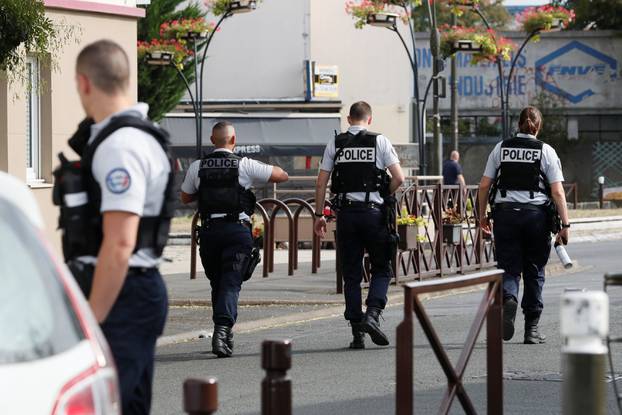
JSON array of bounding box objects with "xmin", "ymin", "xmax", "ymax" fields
[{"xmin": 415, "ymin": 32, "xmax": 621, "ymax": 111}]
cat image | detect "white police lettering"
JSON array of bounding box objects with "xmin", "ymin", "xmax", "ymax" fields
[
  {"xmin": 201, "ymin": 158, "xmax": 239, "ymax": 169},
  {"xmin": 336, "ymin": 147, "xmax": 376, "ymax": 163},
  {"xmin": 500, "ymin": 148, "xmax": 542, "ymax": 163}
]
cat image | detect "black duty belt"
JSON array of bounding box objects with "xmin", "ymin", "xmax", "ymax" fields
[
  {"xmin": 204, "ymin": 217, "xmax": 251, "ymax": 226},
  {"xmin": 340, "ymin": 200, "xmax": 382, "ymax": 210},
  {"xmin": 495, "ymin": 202, "xmax": 545, "ymax": 212},
  {"xmin": 128, "ymin": 266, "xmax": 158, "ymax": 274}
]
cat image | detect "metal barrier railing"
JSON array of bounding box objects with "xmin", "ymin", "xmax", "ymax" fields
[{"xmin": 395, "ymin": 269, "xmax": 504, "ymax": 415}]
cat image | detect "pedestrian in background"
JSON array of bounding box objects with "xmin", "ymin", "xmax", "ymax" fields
[
  {"xmin": 55, "ymin": 40, "xmax": 172, "ymax": 414},
  {"xmin": 180, "ymin": 122, "xmax": 288, "ymax": 357},
  {"xmin": 477, "ymin": 106, "xmax": 570, "ymax": 344},
  {"xmin": 442, "ymin": 150, "xmax": 466, "ymax": 187},
  {"xmin": 314, "ymin": 101, "xmax": 404, "ymax": 349}
]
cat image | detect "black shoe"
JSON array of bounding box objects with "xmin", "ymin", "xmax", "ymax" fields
[
  {"xmin": 349, "ymin": 322, "xmax": 365, "ymax": 350},
  {"xmin": 212, "ymin": 325, "xmax": 233, "ymax": 358},
  {"xmin": 524, "ymin": 315, "xmax": 546, "ymax": 344},
  {"xmin": 360, "ymin": 307, "xmax": 389, "ymax": 346},
  {"xmin": 503, "ymin": 298, "xmax": 518, "ymax": 341},
  {"xmin": 226, "ymin": 329, "xmax": 234, "ymax": 351}
]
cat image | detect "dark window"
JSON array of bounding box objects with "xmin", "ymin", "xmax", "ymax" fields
[{"xmin": 0, "ymin": 201, "xmax": 83, "ymax": 364}]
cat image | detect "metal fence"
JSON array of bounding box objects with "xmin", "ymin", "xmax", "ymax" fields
[{"xmin": 395, "ymin": 270, "xmax": 504, "ymax": 415}]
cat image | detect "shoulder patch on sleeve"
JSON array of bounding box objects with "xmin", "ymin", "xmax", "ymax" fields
[{"xmin": 106, "ymin": 168, "xmax": 132, "ymax": 194}]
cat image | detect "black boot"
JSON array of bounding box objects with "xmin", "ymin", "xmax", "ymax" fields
[
  {"xmin": 524, "ymin": 314, "xmax": 546, "ymax": 344},
  {"xmin": 226, "ymin": 329, "xmax": 234, "ymax": 351},
  {"xmin": 349, "ymin": 322, "xmax": 365, "ymax": 350},
  {"xmin": 360, "ymin": 307, "xmax": 389, "ymax": 346},
  {"xmin": 503, "ymin": 297, "xmax": 518, "ymax": 341},
  {"xmin": 212, "ymin": 325, "xmax": 233, "ymax": 358}
]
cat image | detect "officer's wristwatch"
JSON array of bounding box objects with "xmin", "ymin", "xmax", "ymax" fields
[
  {"xmin": 314, "ymin": 212, "xmax": 325, "ymax": 218},
  {"xmin": 561, "ymin": 223, "xmax": 571, "ymax": 229}
]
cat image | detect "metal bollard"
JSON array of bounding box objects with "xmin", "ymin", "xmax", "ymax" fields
[
  {"xmin": 261, "ymin": 340, "xmax": 292, "ymax": 415},
  {"xmin": 184, "ymin": 378, "xmax": 218, "ymax": 415},
  {"xmin": 560, "ymin": 291, "xmax": 609, "ymax": 415}
]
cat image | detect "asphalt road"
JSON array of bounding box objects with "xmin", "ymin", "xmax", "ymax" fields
[{"xmin": 152, "ymin": 240, "xmax": 622, "ymax": 415}]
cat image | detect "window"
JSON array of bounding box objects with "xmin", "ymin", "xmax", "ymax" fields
[
  {"xmin": 0, "ymin": 201, "xmax": 83, "ymax": 364},
  {"xmin": 26, "ymin": 56, "xmax": 41, "ymax": 183}
]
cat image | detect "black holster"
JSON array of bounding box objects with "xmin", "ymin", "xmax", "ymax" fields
[
  {"xmin": 382, "ymin": 195, "xmax": 399, "ymax": 258},
  {"xmin": 66, "ymin": 260, "xmax": 94, "ymax": 298},
  {"xmin": 243, "ymin": 247, "xmax": 261, "ymax": 281},
  {"xmin": 545, "ymin": 200, "xmax": 562, "ymax": 234}
]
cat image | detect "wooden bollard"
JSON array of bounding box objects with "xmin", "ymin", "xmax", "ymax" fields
[
  {"xmin": 184, "ymin": 378, "xmax": 218, "ymax": 415},
  {"xmin": 261, "ymin": 340, "xmax": 292, "ymax": 415}
]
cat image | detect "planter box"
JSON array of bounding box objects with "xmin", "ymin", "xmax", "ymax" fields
[
  {"xmin": 443, "ymin": 223, "xmax": 462, "ymax": 245},
  {"xmin": 398, "ymin": 224, "xmax": 420, "ymax": 251}
]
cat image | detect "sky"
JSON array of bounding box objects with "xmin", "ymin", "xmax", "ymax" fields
[{"xmin": 503, "ymin": 0, "xmax": 550, "ymax": 5}]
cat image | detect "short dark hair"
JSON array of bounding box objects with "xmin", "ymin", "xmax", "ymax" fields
[
  {"xmin": 212, "ymin": 121, "xmax": 234, "ymax": 134},
  {"xmin": 349, "ymin": 101, "xmax": 372, "ymax": 121},
  {"xmin": 76, "ymin": 40, "xmax": 130, "ymax": 94}
]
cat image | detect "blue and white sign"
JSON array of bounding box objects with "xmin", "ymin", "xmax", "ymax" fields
[
  {"xmin": 414, "ymin": 32, "xmax": 622, "ymax": 111},
  {"xmin": 536, "ymin": 41, "xmax": 618, "ymax": 104}
]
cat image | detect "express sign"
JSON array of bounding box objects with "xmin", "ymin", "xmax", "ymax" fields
[{"xmin": 535, "ymin": 41, "xmax": 618, "ymax": 104}]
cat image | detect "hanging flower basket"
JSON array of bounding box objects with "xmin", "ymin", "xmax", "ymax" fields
[
  {"xmin": 345, "ymin": 0, "xmax": 420, "ymax": 29},
  {"xmin": 160, "ymin": 18, "xmax": 215, "ymax": 42},
  {"xmin": 205, "ymin": 0, "xmax": 261, "ymax": 16},
  {"xmin": 517, "ymin": 5, "xmax": 575, "ymax": 33},
  {"xmin": 138, "ymin": 39, "xmax": 192, "ymax": 69},
  {"xmin": 440, "ymin": 25, "xmax": 515, "ymax": 64}
]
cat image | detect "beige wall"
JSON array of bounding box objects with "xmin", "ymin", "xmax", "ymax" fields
[
  {"xmin": 309, "ymin": 0, "xmax": 415, "ymax": 143},
  {"xmin": 0, "ymin": 8, "xmax": 138, "ymax": 254}
]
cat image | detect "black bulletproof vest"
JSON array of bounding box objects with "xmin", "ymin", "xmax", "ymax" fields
[
  {"xmin": 197, "ymin": 151, "xmax": 255, "ymax": 219},
  {"xmin": 330, "ymin": 132, "xmax": 387, "ymax": 200},
  {"xmin": 496, "ymin": 136, "xmax": 546, "ymax": 198},
  {"xmin": 54, "ymin": 115, "xmax": 175, "ymax": 261}
]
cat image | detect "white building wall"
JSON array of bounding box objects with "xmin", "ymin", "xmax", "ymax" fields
[{"xmin": 200, "ymin": 0, "xmax": 309, "ymax": 100}]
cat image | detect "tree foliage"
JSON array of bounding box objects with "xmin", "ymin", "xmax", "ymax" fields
[
  {"xmin": 412, "ymin": 0, "xmax": 511, "ymax": 32},
  {"xmin": 553, "ymin": 0, "xmax": 622, "ymax": 30},
  {"xmin": 137, "ymin": 0, "xmax": 204, "ymax": 121}
]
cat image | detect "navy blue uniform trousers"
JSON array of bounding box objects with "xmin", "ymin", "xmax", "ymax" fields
[
  {"xmin": 100, "ymin": 268, "xmax": 168, "ymax": 415},
  {"xmin": 337, "ymin": 207, "xmax": 393, "ymax": 322},
  {"xmin": 493, "ymin": 205, "xmax": 551, "ymax": 317},
  {"xmin": 199, "ymin": 221, "xmax": 253, "ymax": 327}
]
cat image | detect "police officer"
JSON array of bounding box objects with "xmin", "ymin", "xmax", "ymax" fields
[
  {"xmin": 478, "ymin": 106, "xmax": 570, "ymax": 344},
  {"xmin": 180, "ymin": 122, "xmax": 288, "ymax": 357},
  {"xmin": 54, "ymin": 40, "xmax": 172, "ymax": 414},
  {"xmin": 314, "ymin": 101, "xmax": 404, "ymax": 349}
]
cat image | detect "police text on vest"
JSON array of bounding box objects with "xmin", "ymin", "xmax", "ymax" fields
[
  {"xmin": 500, "ymin": 148, "xmax": 542, "ymax": 163},
  {"xmin": 201, "ymin": 158, "xmax": 239, "ymax": 169},
  {"xmin": 336, "ymin": 148, "xmax": 376, "ymax": 163}
]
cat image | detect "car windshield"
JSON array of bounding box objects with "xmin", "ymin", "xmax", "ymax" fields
[{"xmin": 0, "ymin": 201, "xmax": 83, "ymax": 364}]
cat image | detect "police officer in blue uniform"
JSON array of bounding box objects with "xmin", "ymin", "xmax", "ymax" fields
[
  {"xmin": 53, "ymin": 40, "xmax": 172, "ymax": 414},
  {"xmin": 180, "ymin": 122, "xmax": 288, "ymax": 357},
  {"xmin": 314, "ymin": 101, "xmax": 404, "ymax": 349},
  {"xmin": 478, "ymin": 106, "xmax": 570, "ymax": 344}
]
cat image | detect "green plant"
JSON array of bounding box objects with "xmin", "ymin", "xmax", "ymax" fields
[
  {"xmin": 160, "ymin": 17, "xmax": 216, "ymax": 41},
  {"xmin": 0, "ymin": 0, "xmax": 80, "ymax": 90},
  {"xmin": 137, "ymin": 0, "xmax": 205, "ymax": 121}
]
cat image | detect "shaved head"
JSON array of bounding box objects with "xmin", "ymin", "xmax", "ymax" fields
[
  {"xmin": 450, "ymin": 150, "xmax": 460, "ymax": 161},
  {"xmin": 211, "ymin": 121, "xmax": 235, "ymax": 146},
  {"xmin": 76, "ymin": 39, "xmax": 130, "ymax": 95}
]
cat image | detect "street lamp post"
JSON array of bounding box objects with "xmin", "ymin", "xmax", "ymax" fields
[
  {"xmin": 147, "ymin": 0, "xmax": 258, "ymax": 159},
  {"xmin": 367, "ymin": 6, "xmax": 425, "ymax": 174}
]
